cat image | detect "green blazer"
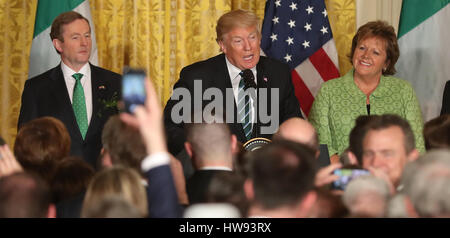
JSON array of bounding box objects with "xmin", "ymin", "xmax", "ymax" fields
[{"xmin": 309, "ymin": 69, "xmax": 425, "ymax": 156}]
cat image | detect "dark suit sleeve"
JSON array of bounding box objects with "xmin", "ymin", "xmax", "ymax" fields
[
  {"xmin": 441, "ymin": 81, "xmax": 450, "ymax": 115},
  {"xmin": 279, "ymin": 63, "xmax": 302, "ymax": 121},
  {"xmin": 145, "ymin": 165, "xmax": 181, "ymax": 218},
  {"xmin": 18, "ymin": 80, "xmax": 38, "ymax": 129},
  {"xmin": 163, "ymin": 69, "xmax": 190, "ymax": 155}
]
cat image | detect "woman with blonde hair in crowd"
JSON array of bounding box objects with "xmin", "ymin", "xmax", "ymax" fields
[{"xmin": 81, "ymin": 166, "xmax": 148, "ymax": 218}]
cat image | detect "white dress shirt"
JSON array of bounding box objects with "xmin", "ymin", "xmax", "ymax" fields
[
  {"xmin": 141, "ymin": 152, "xmax": 171, "ymax": 172},
  {"xmin": 61, "ymin": 62, "xmax": 93, "ymax": 124},
  {"xmin": 225, "ymin": 57, "xmax": 257, "ymax": 123}
]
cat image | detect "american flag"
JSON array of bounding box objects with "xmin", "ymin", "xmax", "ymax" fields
[{"xmin": 261, "ymin": 0, "xmax": 340, "ymax": 117}]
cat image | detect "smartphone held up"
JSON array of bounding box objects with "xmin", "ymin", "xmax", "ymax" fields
[
  {"xmin": 121, "ymin": 67, "xmax": 147, "ymax": 113},
  {"xmin": 331, "ymin": 168, "xmax": 370, "ymax": 190}
]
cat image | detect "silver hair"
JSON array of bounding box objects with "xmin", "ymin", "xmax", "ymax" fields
[
  {"xmin": 401, "ymin": 149, "xmax": 450, "ymax": 217},
  {"xmin": 342, "ymin": 175, "xmax": 391, "ymax": 217},
  {"xmin": 386, "ymin": 194, "xmax": 411, "ymax": 218}
]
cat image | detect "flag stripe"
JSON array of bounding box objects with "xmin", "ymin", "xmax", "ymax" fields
[
  {"xmin": 29, "ymin": 28, "xmax": 61, "ymax": 77},
  {"xmin": 34, "ymin": 0, "xmax": 85, "ymax": 37},
  {"xmin": 309, "ymin": 47, "xmax": 340, "ymax": 81},
  {"xmin": 398, "ymin": 0, "xmax": 449, "ymax": 38},
  {"xmin": 261, "ymin": 0, "xmax": 340, "ymax": 116},
  {"xmin": 322, "ymin": 39, "xmax": 339, "ymax": 69},
  {"xmin": 396, "ymin": 3, "xmax": 450, "ymax": 121},
  {"xmin": 294, "ymin": 59, "xmax": 324, "ymax": 97},
  {"xmin": 291, "ymin": 71, "xmax": 314, "ymax": 116}
]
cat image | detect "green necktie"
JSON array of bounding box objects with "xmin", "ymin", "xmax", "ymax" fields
[{"xmin": 72, "ymin": 73, "xmax": 88, "ymax": 140}]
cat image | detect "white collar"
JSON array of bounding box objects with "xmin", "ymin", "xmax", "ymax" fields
[
  {"xmin": 225, "ymin": 56, "xmax": 257, "ymax": 84},
  {"xmin": 199, "ymin": 166, "xmax": 233, "ymax": 171},
  {"xmin": 61, "ymin": 61, "xmax": 90, "ymax": 77}
]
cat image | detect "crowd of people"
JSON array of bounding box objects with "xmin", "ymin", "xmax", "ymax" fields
[{"xmin": 0, "ymin": 9, "xmax": 449, "ymax": 218}]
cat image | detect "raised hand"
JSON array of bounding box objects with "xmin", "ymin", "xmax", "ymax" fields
[{"xmin": 0, "ymin": 144, "xmax": 22, "ymax": 177}]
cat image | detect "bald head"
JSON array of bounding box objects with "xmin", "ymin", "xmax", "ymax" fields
[{"xmin": 275, "ymin": 118, "xmax": 318, "ymax": 150}]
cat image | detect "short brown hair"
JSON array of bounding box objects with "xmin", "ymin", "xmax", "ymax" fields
[
  {"xmin": 101, "ymin": 116, "xmax": 147, "ymax": 174},
  {"xmin": 51, "ymin": 156, "xmax": 95, "ymax": 203},
  {"xmin": 349, "ymin": 115, "xmax": 373, "ymax": 165},
  {"xmin": 0, "ymin": 172, "xmax": 51, "ymax": 218},
  {"xmin": 50, "ymin": 11, "xmax": 90, "ymax": 54},
  {"xmin": 50, "ymin": 11, "xmax": 90, "ymax": 42},
  {"xmin": 216, "ymin": 9, "xmax": 260, "ymax": 42},
  {"xmin": 363, "ymin": 114, "xmax": 416, "ymax": 154},
  {"xmin": 185, "ymin": 122, "xmax": 232, "ymax": 161},
  {"xmin": 349, "ymin": 20, "xmax": 399, "ymax": 75},
  {"xmin": 423, "ymin": 114, "xmax": 450, "ymax": 150},
  {"xmin": 248, "ymin": 140, "xmax": 317, "ymax": 209},
  {"xmin": 14, "ymin": 117, "xmax": 71, "ymax": 183}
]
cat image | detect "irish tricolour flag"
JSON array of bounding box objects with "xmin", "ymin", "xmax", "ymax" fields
[
  {"xmin": 28, "ymin": 0, "xmax": 98, "ymax": 79},
  {"xmin": 396, "ymin": 0, "xmax": 450, "ymax": 121}
]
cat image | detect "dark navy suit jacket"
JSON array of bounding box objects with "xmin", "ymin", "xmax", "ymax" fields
[{"xmin": 186, "ymin": 170, "xmax": 234, "ymax": 204}]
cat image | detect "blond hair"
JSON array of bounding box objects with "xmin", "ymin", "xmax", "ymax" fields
[
  {"xmin": 81, "ymin": 166, "xmax": 148, "ymax": 217},
  {"xmin": 216, "ymin": 9, "xmax": 260, "ymax": 42}
]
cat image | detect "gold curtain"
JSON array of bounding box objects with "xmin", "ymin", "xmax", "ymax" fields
[
  {"xmin": 325, "ymin": 0, "xmax": 355, "ymax": 75},
  {"xmin": 0, "ymin": 0, "xmax": 355, "ymax": 147},
  {"xmin": 0, "ymin": 0, "xmax": 37, "ymax": 146},
  {"xmin": 90, "ymin": 0, "xmax": 266, "ymax": 104}
]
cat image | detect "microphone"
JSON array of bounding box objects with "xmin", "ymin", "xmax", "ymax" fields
[{"xmin": 240, "ymin": 69, "xmax": 256, "ymax": 90}]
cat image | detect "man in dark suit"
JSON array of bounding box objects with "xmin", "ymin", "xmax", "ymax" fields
[
  {"xmin": 184, "ymin": 122, "xmax": 236, "ymax": 204},
  {"xmin": 18, "ymin": 11, "xmax": 120, "ymax": 169},
  {"xmin": 163, "ymin": 10, "xmax": 302, "ymax": 156}
]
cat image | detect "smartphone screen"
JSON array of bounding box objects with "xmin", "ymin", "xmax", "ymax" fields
[
  {"xmin": 331, "ymin": 168, "xmax": 370, "ymax": 190},
  {"xmin": 122, "ymin": 68, "xmax": 146, "ymax": 113},
  {"xmin": 0, "ymin": 136, "xmax": 5, "ymax": 146}
]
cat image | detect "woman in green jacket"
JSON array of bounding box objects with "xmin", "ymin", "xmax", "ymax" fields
[{"xmin": 309, "ymin": 21, "xmax": 424, "ymax": 163}]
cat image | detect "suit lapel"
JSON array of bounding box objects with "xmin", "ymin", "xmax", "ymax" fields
[
  {"xmin": 254, "ymin": 58, "xmax": 269, "ymax": 138},
  {"xmin": 86, "ymin": 64, "xmax": 103, "ymax": 140},
  {"xmin": 215, "ymin": 54, "xmax": 233, "ymax": 93},
  {"xmin": 256, "ymin": 57, "xmax": 268, "ymax": 89}
]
